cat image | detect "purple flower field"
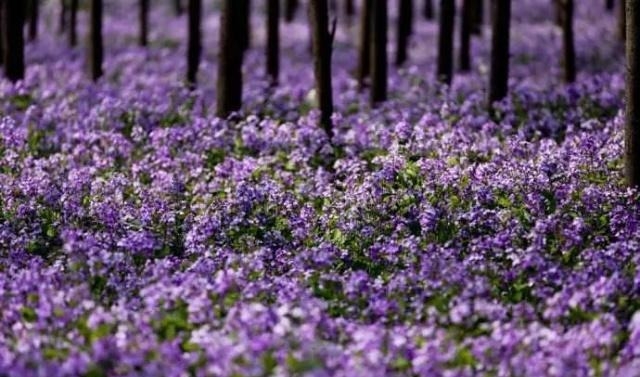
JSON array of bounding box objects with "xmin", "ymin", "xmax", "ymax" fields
[{"xmin": 1, "ymin": 0, "xmax": 639, "ymax": 376}]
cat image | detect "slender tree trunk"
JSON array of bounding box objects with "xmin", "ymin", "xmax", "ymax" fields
[
  {"xmin": 370, "ymin": 0, "xmax": 387, "ymax": 105},
  {"xmin": 285, "ymin": 0, "xmax": 298, "ymax": 22},
  {"xmin": 187, "ymin": 0, "xmax": 201, "ymax": 85},
  {"xmin": 309, "ymin": 0, "xmax": 334, "ymax": 137},
  {"xmin": 621, "ymin": 0, "xmax": 627, "ymax": 41},
  {"xmin": 174, "ymin": 0, "xmax": 184, "ymax": 16},
  {"xmin": 69, "ymin": 0, "xmax": 78, "ymax": 46},
  {"xmin": 139, "ymin": 0, "xmax": 149, "ymax": 46},
  {"xmin": 28, "ymin": 0, "xmax": 38, "ymax": 42},
  {"xmin": 216, "ymin": 0, "xmax": 243, "ymax": 117},
  {"xmin": 357, "ymin": 0, "xmax": 372, "ymax": 88},
  {"xmin": 0, "ymin": 1, "xmax": 4, "ymax": 67},
  {"xmin": 437, "ymin": 0, "xmax": 454, "ymax": 84},
  {"xmin": 606, "ymin": 0, "xmax": 614, "ymax": 11},
  {"xmin": 423, "ymin": 0, "xmax": 434, "ymax": 20},
  {"xmin": 59, "ymin": 0, "xmax": 67, "ymax": 34},
  {"xmin": 266, "ymin": 0, "xmax": 279, "ymax": 84},
  {"xmin": 626, "ymin": 0, "xmax": 640, "ymax": 186},
  {"xmin": 554, "ymin": 0, "xmax": 562, "ymax": 26},
  {"xmin": 239, "ymin": 0, "xmax": 251, "ymax": 52},
  {"xmin": 88, "ymin": 0, "xmax": 103, "ymax": 81},
  {"xmin": 562, "ymin": 0, "xmax": 575, "ymax": 83},
  {"xmin": 472, "ymin": 0, "xmax": 483, "ymax": 35},
  {"xmin": 460, "ymin": 0, "xmax": 472, "ymax": 72},
  {"xmin": 488, "ymin": 0, "xmax": 511, "ymax": 109},
  {"xmin": 3, "ymin": 0, "xmax": 25, "ymax": 81},
  {"xmin": 346, "ymin": 0, "xmax": 355, "ymax": 18},
  {"xmin": 396, "ymin": 0, "xmax": 412, "ymax": 66}
]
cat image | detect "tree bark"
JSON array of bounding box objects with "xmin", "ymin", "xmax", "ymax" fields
[
  {"xmin": 396, "ymin": 0, "xmax": 412, "ymax": 66},
  {"xmin": 3, "ymin": 0, "xmax": 25, "ymax": 82},
  {"xmin": 309, "ymin": 0, "xmax": 334, "ymax": 137},
  {"xmin": 239, "ymin": 0, "xmax": 251, "ymax": 52},
  {"xmin": 266, "ymin": 0, "xmax": 279, "ymax": 84},
  {"xmin": 88, "ymin": 0, "xmax": 103, "ymax": 81},
  {"xmin": 69, "ymin": 0, "xmax": 78, "ymax": 46},
  {"xmin": 187, "ymin": 0, "xmax": 201, "ymax": 85},
  {"xmin": 216, "ymin": 0, "xmax": 243, "ymax": 117},
  {"xmin": 285, "ymin": 0, "xmax": 298, "ymax": 22},
  {"xmin": 488, "ymin": 0, "xmax": 511, "ymax": 109},
  {"xmin": 0, "ymin": 0, "xmax": 3, "ymax": 66},
  {"xmin": 139, "ymin": 0, "xmax": 149, "ymax": 46},
  {"xmin": 423, "ymin": 0, "xmax": 434, "ymax": 20},
  {"xmin": 28, "ymin": 0, "xmax": 38, "ymax": 42},
  {"xmin": 459, "ymin": 0, "xmax": 472, "ymax": 72},
  {"xmin": 562, "ymin": 0, "xmax": 575, "ymax": 83},
  {"xmin": 346, "ymin": 0, "xmax": 355, "ymax": 18},
  {"xmin": 357, "ymin": 0, "xmax": 372, "ymax": 88},
  {"xmin": 472, "ymin": 0, "xmax": 483, "ymax": 35},
  {"xmin": 621, "ymin": 0, "xmax": 627, "ymax": 41},
  {"xmin": 606, "ymin": 0, "xmax": 614, "ymax": 11},
  {"xmin": 59, "ymin": 0, "xmax": 67, "ymax": 34},
  {"xmin": 626, "ymin": 0, "xmax": 640, "ymax": 186},
  {"xmin": 437, "ymin": 0, "xmax": 454, "ymax": 84},
  {"xmin": 370, "ymin": 0, "xmax": 387, "ymax": 105},
  {"xmin": 174, "ymin": 0, "xmax": 184, "ymax": 16}
]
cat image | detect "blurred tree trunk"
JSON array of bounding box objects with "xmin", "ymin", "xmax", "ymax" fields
[
  {"xmin": 488, "ymin": 0, "xmax": 511, "ymax": 110},
  {"xmin": 88, "ymin": 0, "xmax": 103, "ymax": 81},
  {"xmin": 554, "ymin": 0, "xmax": 562, "ymax": 26},
  {"xmin": 0, "ymin": 0, "xmax": 3, "ymax": 67},
  {"xmin": 3, "ymin": 0, "xmax": 25, "ymax": 81},
  {"xmin": 437, "ymin": 0, "xmax": 454, "ymax": 84},
  {"xmin": 423, "ymin": 0, "xmax": 434, "ymax": 20},
  {"xmin": 285, "ymin": 0, "xmax": 298, "ymax": 22},
  {"xmin": 621, "ymin": 0, "xmax": 627, "ymax": 41},
  {"xmin": 472, "ymin": 0, "xmax": 483, "ymax": 35},
  {"xmin": 59, "ymin": 0, "xmax": 67, "ymax": 34},
  {"xmin": 345, "ymin": 0, "xmax": 355, "ymax": 18},
  {"xmin": 357, "ymin": 0, "xmax": 372, "ymax": 88},
  {"xmin": 370, "ymin": 0, "xmax": 387, "ymax": 105},
  {"xmin": 69, "ymin": 0, "xmax": 78, "ymax": 46},
  {"xmin": 459, "ymin": 0, "xmax": 472, "ymax": 72},
  {"xmin": 309, "ymin": 0, "xmax": 334, "ymax": 137},
  {"xmin": 266, "ymin": 0, "xmax": 279, "ymax": 84},
  {"xmin": 562, "ymin": 0, "xmax": 575, "ymax": 83},
  {"xmin": 28, "ymin": 0, "xmax": 38, "ymax": 42},
  {"xmin": 626, "ymin": 0, "xmax": 640, "ymax": 186},
  {"xmin": 174, "ymin": 0, "xmax": 184, "ymax": 16},
  {"xmin": 139, "ymin": 0, "xmax": 149, "ymax": 46},
  {"xmin": 217, "ymin": 0, "xmax": 243, "ymax": 117},
  {"xmin": 187, "ymin": 0, "xmax": 201, "ymax": 85},
  {"xmin": 606, "ymin": 0, "xmax": 614, "ymax": 11},
  {"xmin": 396, "ymin": 0, "xmax": 412, "ymax": 66},
  {"xmin": 240, "ymin": 0, "xmax": 251, "ymax": 52}
]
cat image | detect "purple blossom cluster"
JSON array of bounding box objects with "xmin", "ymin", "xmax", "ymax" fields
[{"xmin": 0, "ymin": 0, "xmax": 636, "ymax": 376}]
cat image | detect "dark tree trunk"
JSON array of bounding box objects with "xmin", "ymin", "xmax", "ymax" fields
[
  {"xmin": 423, "ymin": 0, "xmax": 434, "ymax": 20},
  {"xmin": 437, "ymin": 0, "xmax": 454, "ymax": 84},
  {"xmin": 139, "ymin": 0, "xmax": 149, "ymax": 46},
  {"xmin": 69, "ymin": 0, "xmax": 78, "ymax": 46},
  {"xmin": 621, "ymin": 0, "xmax": 627, "ymax": 41},
  {"xmin": 0, "ymin": 1, "xmax": 4, "ymax": 67},
  {"xmin": 3, "ymin": 0, "xmax": 25, "ymax": 81},
  {"xmin": 488, "ymin": 0, "xmax": 511, "ymax": 109},
  {"xmin": 459, "ymin": 0, "xmax": 472, "ymax": 72},
  {"xmin": 346, "ymin": 0, "xmax": 355, "ymax": 18},
  {"xmin": 309, "ymin": 0, "xmax": 334, "ymax": 137},
  {"xmin": 285, "ymin": 0, "xmax": 298, "ymax": 22},
  {"xmin": 626, "ymin": 0, "xmax": 640, "ymax": 186},
  {"xmin": 174, "ymin": 0, "xmax": 184, "ymax": 16},
  {"xmin": 370, "ymin": 0, "xmax": 387, "ymax": 105},
  {"xmin": 562, "ymin": 0, "xmax": 575, "ymax": 83},
  {"xmin": 266, "ymin": 0, "xmax": 279, "ymax": 84},
  {"xmin": 472, "ymin": 0, "xmax": 483, "ymax": 35},
  {"xmin": 28, "ymin": 0, "xmax": 38, "ymax": 42},
  {"xmin": 554, "ymin": 0, "xmax": 562, "ymax": 26},
  {"xmin": 606, "ymin": 0, "xmax": 614, "ymax": 11},
  {"xmin": 59, "ymin": 0, "xmax": 67, "ymax": 34},
  {"xmin": 187, "ymin": 0, "xmax": 201, "ymax": 85},
  {"xmin": 239, "ymin": 0, "xmax": 251, "ymax": 52},
  {"xmin": 357, "ymin": 0, "xmax": 372, "ymax": 88},
  {"xmin": 88, "ymin": 0, "xmax": 103, "ymax": 81},
  {"xmin": 396, "ymin": 0, "xmax": 412, "ymax": 66},
  {"xmin": 216, "ymin": 0, "xmax": 243, "ymax": 117}
]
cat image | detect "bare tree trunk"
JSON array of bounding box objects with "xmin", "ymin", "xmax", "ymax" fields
[
  {"xmin": 346, "ymin": 0, "xmax": 355, "ymax": 18},
  {"xmin": 0, "ymin": 0, "xmax": 3, "ymax": 66},
  {"xmin": 266, "ymin": 0, "xmax": 279, "ymax": 85},
  {"xmin": 621, "ymin": 0, "xmax": 627, "ymax": 41},
  {"xmin": 626, "ymin": 0, "xmax": 640, "ymax": 186},
  {"xmin": 69, "ymin": 0, "xmax": 78, "ymax": 46},
  {"xmin": 472, "ymin": 0, "xmax": 483, "ymax": 35},
  {"xmin": 28, "ymin": 0, "xmax": 38, "ymax": 42},
  {"xmin": 139, "ymin": 0, "xmax": 149, "ymax": 46},
  {"xmin": 88, "ymin": 0, "xmax": 103, "ymax": 81},
  {"xmin": 370, "ymin": 0, "xmax": 387, "ymax": 105},
  {"xmin": 309, "ymin": 0, "xmax": 334, "ymax": 137},
  {"xmin": 396, "ymin": 0, "xmax": 412, "ymax": 66},
  {"xmin": 423, "ymin": 0, "xmax": 434, "ymax": 20},
  {"xmin": 285, "ymin": 0, "xmax": 298, "ymax": 22},
  {"xmin": 59, "ymin": 0, "xmax": 67, "ymax": 34},
  {"xmin": 488, "ymin": 0, "xmax": 511, "ymax": 110},
  {"xmin": 240, "ymin": 0, "xmax": 251, "ymax": 52},
  {"xmin": 562, "ymin": 0, "xmax": 575, "ymax": 83},
  {"xmin": 216, "ymin": 0, "xmax": 243, "ymax": 117},
  {"xmin": 459, "ymin": 0, "xmax": 472, "ymax": 72},
  {"xmin": 357, "ymin": 0, "xmax": 372, "ymax": 88},
  {"xmin": 3, "ymin": 0, "xmax": 25, "ymax": 81},
  {"xmin": 174, "ymin": 0, "xmax": 184, "ymax": 16},
  {"xmin": 606, "ymin": 0, "xmax": 614, "ymax": 11},
  {"xmin": 187, "ymin": 0, "xmax": 201, "ymax": 85},
  {"xmin": 437, "ymin": 0, "xmax": 454, "ymax": 84}
]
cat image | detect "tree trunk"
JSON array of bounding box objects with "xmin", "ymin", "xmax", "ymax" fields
[
  {"xmin": 554, "ymin": 0, "xmax": 562, "ymax": 26},
  {"xmin": 240, "ymin": 0, "xmax": 251, "ymax": 52},
  {"xmin": 437, "ymin": 0, "xmax": 454, "ymax": 84},
  {"xmin": 309, "ymin": 0, "xmax": 334, "ymax": 137},
  {"xmin": 472, "ymin": 0, "xmax": 483, "ymax": 35},
  {"xmin": 626, "ymin": 0, "xmax": 640, "ymax": 186},
  {"xmin": 357, "ymin": 0, "xmax": 372, "ymax": 88},
  {"xmin": 88, "ymin": 0, "xmax": 103, "ymax": 81},
  {"xmin": 423, "ymin": 0, "xmax": 434, "ymax": 20},
  {"xmin": 28, "ymin": 0, "xmax": 38, "ymax": 42},
  {"xmin": 370, "ymin": 0, "xmax": 387, "ymax": 105},
  {"xmin": 69, "ymin": 0, "xmax": 78, "ymax": 46},
  {"xmin": 266, "ymin": 0, "xmax": 279, "ymax": 85},
  {"xmin": 285, "ymin": 0, "xmax": 298, "ymax": 22},
  {"xmin": 459, "ymin": 0, "xmax": 472, "ymax": 72},
  {"xmin": 606, "ymin": 0, "xmax": 614, "ymax": 11},
  {"xmin": 0, "ymin": 0, "xmax": 4, "ymax": 66},
  {"xmin": 59, "ymin": 0, "xmax": 67, "ymax": 34},
  {"xmin": 346, "ymin": 0, "xmax": 355, "ymax": 18},
  {"xmin": 621, "ymin": 0, "xmax": 627, "ymax": 41},
  {"xmin": 139, "ymin": 0, "xmax": 149, "ymax": 46},
  {"xmin": 488, "ymin": 0, "xmax": 511, "ymax": 109},
  {"xmin": 174, "ymin": 0, "xmax": 184, "ymax": 16},
  {"xmin": 396, "ymin": 0, "xmax": 412, "ymax": 66},
  {"xmin": 562, "ymin": 0, "xmax": 575, "ymax": 83},
  {"xmin": 216, "ymin": 0, "xmax": 243, "ymax": 117},
  {"xmin": 187, "ymin": 0, "xmax": 201, "ymax": 85},
  {"xmin": 3, "ymin": 0, "xmax": 25, "ymax": 82}
]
